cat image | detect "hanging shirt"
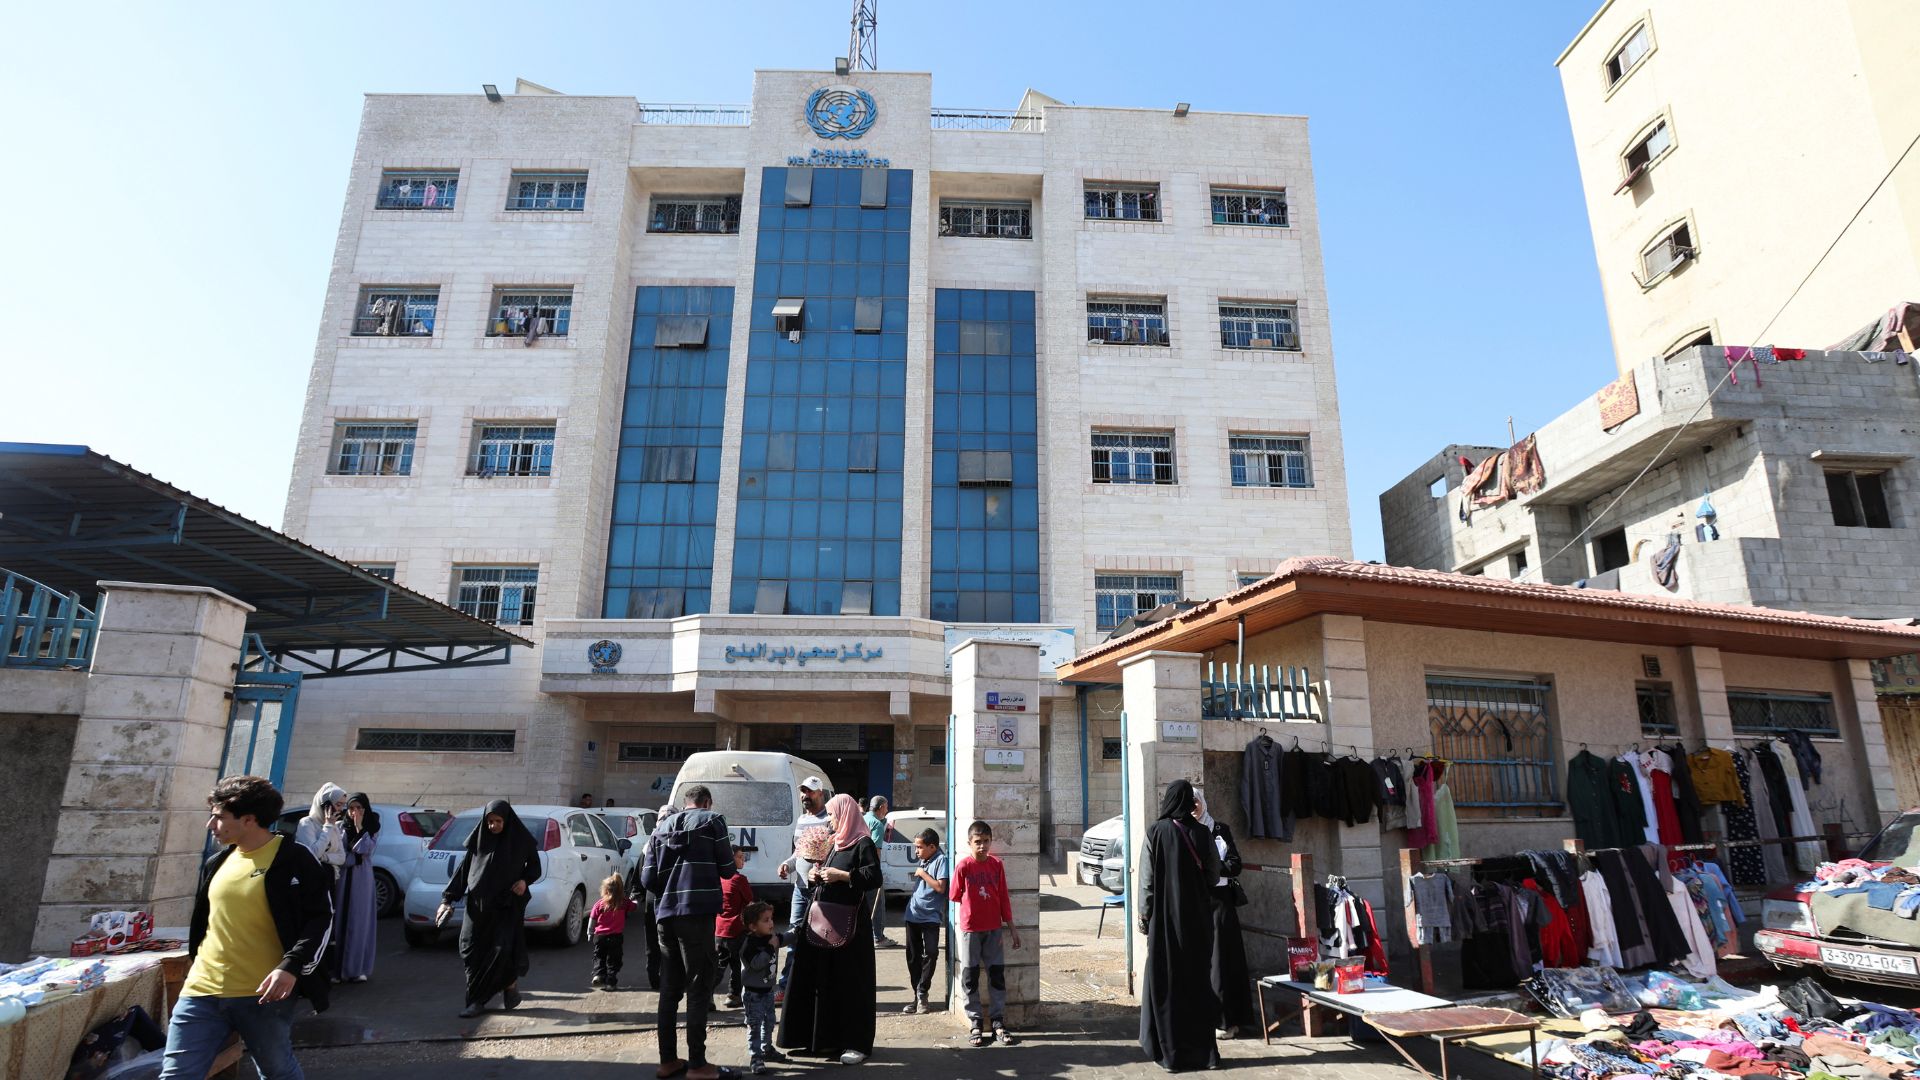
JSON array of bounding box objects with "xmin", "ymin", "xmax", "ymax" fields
[
  {"xmin": 1622, "ymin": 752, "xmax": 1662, "ymax": 845},
  {"xmin": 1422, "ymin": 784, "xmax": 1460, "ymax": 862},
  {"xmin": 1580, "ymin": 870, "xmax": 1623, "ymax": 967},
  {"xmin": 1686, "ymin": 748, "xmax": 1746, "ymax": 806}
]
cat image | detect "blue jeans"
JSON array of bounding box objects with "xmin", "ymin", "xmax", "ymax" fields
[
  {"xmin": 778, "ymin": 884, "xmax": 810, "ymax": 990},
  {"xmin": 158, "ymin": 995, "xmax": 303, "ymax": 1080},
  {"xmin": 743, "ymin": 989, "xmax": 775, "ymax": 1064}
]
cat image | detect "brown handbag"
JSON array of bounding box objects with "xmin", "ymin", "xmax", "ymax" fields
[{"xmin": 805, "ymin": 897, "xmax": 858, "ymax": 949}]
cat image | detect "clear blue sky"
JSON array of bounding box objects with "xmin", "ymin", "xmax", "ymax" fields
[{"xmin": 4, "ymin": 2, "xmax": 1614, "ymax": 563}]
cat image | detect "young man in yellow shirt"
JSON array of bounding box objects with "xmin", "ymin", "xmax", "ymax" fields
[{"xmin": 158, "ymin": 776, "xmax": 336, "ymax": 1080}]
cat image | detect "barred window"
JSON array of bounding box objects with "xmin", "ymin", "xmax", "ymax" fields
[
  {"xmin": 1638, "ymin": 684, "xmax": 1679, "ymax": 736},
  {"xmin": 1218, "ymin": 303, "xmax": 1299, "ymax": 350},
  {"xmin": 1084, "ymin": 182, "xmax": 1160, "ymax": 221},
  {"xmin": 353, "ymin": 287, "xmax": 439, "ymax": 337},
  {"xmin": 1729, "ymin": 690, "xmax": 1837, "ymax": 737},
  {"xmin": 489, "ymin": 289, "xmax": 573, "ymax": 337},
  {"xmin": 1229, "ymin": 435, "xmax": 1311, "ymax": 489},
  {"xmin": 331, "ymin": 423, "xmax": 417, "ymax": 476},
  {"xmin": 507, "ymin": 171, "xmax": 588, "ymax": 211},
  {"xmin": 1096, "ymin": 573, "xmax": 1181, "ymax": 632},
  {"xmin": 1427, "ymin": 676, "xmax": 1560, "ymax": 812},
  {"xmin": 617, "ymin": 742, "xmax": 712, "ymax": 763},
  {"xmin": 376, "ymin": 170, "xmax": 459, "ymax": 210},
  {"xmin": 1087, "ymin": 298, "xmax": 1168, "ymax": 345},
  {"xmin": 355, "ymin": 729, "xmax": 515, "ymax": 752},
  {"xmin": 1210, "ymin": 187, "xmax": 1288, "ymax": 227},
  {"xmin": 455, "ymin": 566, "xmax": 539, "ymax": 626},
  {"xmin": 1641, "ymin": 222, "xmax": 1694, "ymax": 283},
  {"xmin": 471, "ymin": 424, "xmax": 556, "ymax": 477},
  {"xmin": 938, "ymin": 200, "xmax": 1032, "ymax": 239},
  {"xmin": 648, "ymin": 195, "xmax": 742, "ymax": 234},
  {"xmin": 1092, "ymin": 431, "xmax": 1175, "ymax": 485}
]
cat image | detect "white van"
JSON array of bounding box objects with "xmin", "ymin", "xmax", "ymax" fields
[{"xmin": 667, "ymin": 751, "xmax": 835, "ymax": 899}]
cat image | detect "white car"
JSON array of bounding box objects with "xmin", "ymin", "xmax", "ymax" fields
[
  {"xmin": 402, "ymin": 804, "xmax": 630, "ymax": 948},
  {"xmin": 880, "ymin": 808, "xmax": 947, "ymax": 894},
  {"xmin": 596, "ymin": 807, "xmax": 659, "ymax": 881},
  {"xmin": 1077, "ymin": 815, "xmax": 1126, "ymax": 894},
  {"xmin": 274, "ymin": 802, "xmax": 451, "ymax": 918}
]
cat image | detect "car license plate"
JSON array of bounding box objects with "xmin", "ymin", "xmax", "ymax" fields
[{"xmin": 1820, "ymin": 945, "xmax": 1919, "ymax": 977}]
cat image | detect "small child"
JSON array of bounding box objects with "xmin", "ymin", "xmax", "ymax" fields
[
  {"xmin": 714, "ymin": 844, "xmax": 756, "ymax": 1008},
  {"xmin": 738, "ymin": 900, "xmax": 784, "ymax": 1075},
  {"xmin": 952, "ymin": 820, "xmax": 1021, "ymax": 1047},
  {"xmin": 588, "ymin": 873, "xmax": 637, "ymax": 990}
]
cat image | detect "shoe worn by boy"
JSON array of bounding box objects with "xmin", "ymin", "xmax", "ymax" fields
[
  {"xmin": 606, "ymin": 979, "xmax": 619, "ymax": 991},
  {"xmin": 992, "ymin": 1022, "xmax": 1017, "ymax": 1046},
  {"xmin": 968, "ymin": 1024, "xmax": 986, "ymax": 1048},
  {"xmin": 901, "ymin": 998, "xmax": 919, "ymax": 1014},
  {"xmin": 723, "ymin": 995, "xmax": 741, "ymax": 1009},
  {"xmin": 591, "ymin": 976, "xmax": 605, "ymax": 989},
  {"xmin": 839, "ymin": 1050, "xmax": 868, "ymax": 1065},
  {"xmin": 750, "ymin": 1063, "xmax": 766, "ymax": 1076}
]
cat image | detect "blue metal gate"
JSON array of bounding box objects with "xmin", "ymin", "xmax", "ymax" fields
[{"xmin": 218, "ymin": 636, "xmax": 302, "ymax": 789}]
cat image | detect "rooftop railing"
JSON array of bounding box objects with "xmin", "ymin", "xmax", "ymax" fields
[
  {"xmin": 2, "ymin": 570, "xmax": 98, "ymax": 670},
  {"xmin": 1202, "ymin": 661, "xmax": 1318, "ymax": 721},
  {"xmin": 931, "ymin": 108, "xmax": 1043, "ymax": 132},
  {"xmin": 638, "ymin": 104, "xmax": 751, "ymax": 126}
]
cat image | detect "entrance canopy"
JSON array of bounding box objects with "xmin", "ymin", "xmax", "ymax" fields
[{"xmin": 0, "ymin": 443, "xmax": 529, "ymax": 677}]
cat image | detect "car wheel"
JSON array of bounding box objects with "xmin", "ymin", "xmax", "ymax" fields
[
  {"xmin": 548, "ymin": 888, "xmax": 587, "ymax": 947},
  {"xmin": 403, "ymin": 923, "xmax": 438, "ymax": 948},
  {"xmin": 373, "ymin": 870, "xmax": 401, "ymax": 918}
]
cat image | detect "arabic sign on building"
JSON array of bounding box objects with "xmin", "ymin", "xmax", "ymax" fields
[{"xmin": 722, "ymin": 641, "xmax": 886, "ymax": 666}]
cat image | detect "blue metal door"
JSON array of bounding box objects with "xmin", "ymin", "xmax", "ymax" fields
[{"xmin": 219, "ymin": 640, "xmax": 302, "ymax": 788}]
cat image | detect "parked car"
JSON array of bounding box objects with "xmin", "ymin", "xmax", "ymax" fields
[
  {"xmin": 879, "ymin": 808, "xmax": 946, "ymax": 894},
  {"xmin": 1077, "ymin": 815, "xmax": 1126, "ymax": 894},
  {"xmin": 402, "ymin": 804, "xmax": 630, "ymax": 948},
  {"xmin": 273, "ymin": 801, "xmax": 450, "ymax": 918},
  {"xmin": 1754, "ymin": 806, "xmax": 1920, "ymax": 989},
  {"xmin": 666, "ymin": 751, "xmax": 834, "ymax": 905},
  {"xmin": 597, "ymin": 806, "xmax": 659, "ymax": 881}
]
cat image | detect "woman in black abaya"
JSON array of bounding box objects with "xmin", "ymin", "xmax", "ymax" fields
[
  {"xmin": 1194, "ymin": 792, "xmax": 1257, "ymax": 1040},
  {"xmin": 1139, "ymin": 778, "xmax": 1220, "ymax": 1073},
  {"xmin": 778, "ymin": 792, "xmax": 882, "ymax": 1066},
  {"xmin": 437, "ymin": 799, "xmax": 543, "ymax": 1018}
]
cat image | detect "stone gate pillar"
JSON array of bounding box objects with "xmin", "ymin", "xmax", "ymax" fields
[{"xmin": 1120, "ymin": 652, "xmax": 1205, "ymax": 970}]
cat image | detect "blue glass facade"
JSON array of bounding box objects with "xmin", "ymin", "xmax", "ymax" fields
[
  {"xmin": 601, "ymin": 287, "xmax": 732, "ymax": 618},
  {"xmin": 731, "ymin": 167, "xmax": 912, "ymax": 616},
  {"xmin": 931, "ymin": 289, "xmax": 1041, "ymax": 622}
]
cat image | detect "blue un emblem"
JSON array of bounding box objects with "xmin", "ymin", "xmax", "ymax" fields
[
  {"xmin": 587, "ymin": 639, "xmax": 622, "ymax": 674},
  {"xmin": 806, "ymin": 87, "xmax": 877, "ymax": 140}
]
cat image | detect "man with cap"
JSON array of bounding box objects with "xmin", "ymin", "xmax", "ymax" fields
[
  {"xmin": 774, "ymin": 775, "xmax": 831, "ymax": 1001},
  {"xmin": 864, "ymin": 796, "xmax": 899, "ymax": 948}
]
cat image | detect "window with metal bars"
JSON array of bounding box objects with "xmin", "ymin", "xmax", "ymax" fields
[
  {"xmin": 330, "ymin": 423, "xmax": 417, "ymax": 476},
  {"xmin": 1229, "ymin": 435, "xmax": 1311, "ymax": 488},
  {"xmin": 1210, "ymin": 187, "xmax": 1288, "ymax": 227},
  {"xmin": 454, "ymin": 566, "xmax": 539, "ymax": 626},
  {"xmin": 617, "ymin": 741, "xmax": 711, "ymax": 763},
  {"xmin": 1638, "ymin": 683, "xmax": 1679, "ymax": 736},
  {"xmin": 938, "ymin": 200, "xmax": 1032, "ymax": 239},
  {"xmin": 355, "ymin": 729, "xmax": 515, "ymax": 752},
  {"xmin": 1729, "ymin": 690, "xmax": 1837, "ymax": 737},
  {"xmin": 376, "ymin": 170, "xmax": 459, "ymax": 210},
  {"xmin": 1218, "ymin": 303, "xmax": 1299, "ymax": 350},
  {"xmin": 1095, "ymin": 573, "xmax": 1181, "ymax": 632},
  {"xmin": 353, "ymin": 287, "xmax": 439, "ymax": 336},
  {"xmin": 648, "ymin": 195, "xmax": 742, "ymax": 234},
  {"xmin": 1092, "ymin": 431, "xmax": 1175, "ymax": 485},
  {"xmin": 1084, "ymin": 183, "xmax": 1160, "ymax": 221},
  {"xmin": 470, "ymin": 424, "xmax": 555, "ymax": 477},
  {"xmin": 506, "ymin": 171, "xmax": 588, "ymax": 211},
  {"xmin": 1640, "ymin": 222, "xmax": 1694, "ymax": 283},
  {"xmin": 1426, "ymin": 675, "xmax": 1560, "ymax": 811},
  {"xmin": 489, "ymin": 289, "xmax": 573, "ymax": 337},
  {"xmin": 1087, "ymin": 298, "xmax": 1168, "ymax": 345}
]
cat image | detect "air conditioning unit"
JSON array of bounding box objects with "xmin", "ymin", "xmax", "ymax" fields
[{"xmin": 789, "ymin": 329, "xmax": 803, "ymax": 344}]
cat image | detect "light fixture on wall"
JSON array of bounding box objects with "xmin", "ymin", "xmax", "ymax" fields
[
  {"xmin": 835, "ymin": 57, "xmax": 851, "ymax": 77},
  {"xmin": 1173, "ymin": 102, "xmax": 1190, "ymax": 117},
  {"xmin": 482, "ymin": 84, "xmax": 503, "ymax": 103}
]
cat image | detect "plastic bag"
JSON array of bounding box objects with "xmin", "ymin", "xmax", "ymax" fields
[{"xmin": 1523, "ymin": 966, "xmax": 1640, "ymax": 1018}]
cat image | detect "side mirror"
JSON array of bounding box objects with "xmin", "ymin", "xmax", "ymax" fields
[{"xmin": 617, "ymin": 838, "xmax": 632, "ymax": 854}]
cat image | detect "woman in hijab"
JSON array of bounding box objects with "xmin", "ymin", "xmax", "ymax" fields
[
  {"xmin": 296, "ymin": 783, "xmax": 349, "ymax": 977},
  {"xmin": 778, "ymin": 792, "xmax": 882, "ymax": 1066},
  {"xmin": 1194, "ymin": 791, "xmax": 1256, "ymax": 1040},
  {"xmin": 437, "ymin": 800, "xmax": 543, "ymax": 1017},
  {"xmin": 1139, "ymin": 778, "xmax": 1220, "ymax": 1073},
  {"xmin": 336, "ymin": 793, "xmax": 382, "ymax": 982}
]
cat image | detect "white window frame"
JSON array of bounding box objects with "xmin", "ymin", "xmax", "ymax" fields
[
  {"xmin": 1210, "ymin": 187, "xmax": 1289, "ymax": 227},
  {"xmin": 506, "ymin": 171, "xmax": 588, "ymax": 211},
  {"xmin": 330, "ymin": 422, "xmax": 417, "ymax": 476},
  {"xmin": 1084, "ymin": 182, "xmax": 1161, "ymax": 221},
  {"xmin": 470, "ymin": 423, "xmax": 556, "ymax": 477},
  {"xmin": 1616, "ymin": 115, "xmax": 1674, "ymax": 191},
  {"xmin": 1638, "ymin": 220, "xmax": 1695, "ymax": 286},
  {"xmin": 489, "ymin": 288, "xmax": 574, "ymax": 337},
  {"xmin": 647, "ymin": 194, "xmax": 742, "ymax": 234},
  {"xmin": 1095, "ymin": 573, "xmax": 1181, "ymax": 632},
  {"xmin": 1218, "ymin": 302, "xmax": 1300, "ymax": 350},
  {"xmin": 454, "ymin": 565, "xmax": 540, "ymax": 626},
  {"xmin": 1229, "ymin": 434, "xmax": 1312, "ymax": 489},
  {"xmin": 353, "ymin": 287, "xmax": 440, "ymax": 337},
  {"xmin": 1087, "ymin": 297, "xmax": 1169, "ymax": 345},
  {"xmin": 938, "ymin": 199, "xmax": 1033, "ymax": 239},
  {"xmin": 376, "ymin": 170, "xmax": 459, "ymax": 211},
  {"xmin": 1092, "ymin": 430, "xmax": 1176, "ymax": 485},
  {"xmin": 1603, "ymin": 21, "xmax": 1654, "ymax": 92}
]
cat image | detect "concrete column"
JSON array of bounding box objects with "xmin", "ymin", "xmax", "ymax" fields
[
  {"xmin": 948, "ymin": 639, "xmax": 1043, "ymax": 1027},
  {"xmin": 1681, "ymin": 646, "xmax": 1735, "ymax": 743},
  {"xmin": 1835, "ymin": 658, "xmax": 1896, "ymax": 827},
  {"xmin": 1320, "ymin": 616, "xmax": 1385, "ymax": 913},
  {"xmin": 34, "ymin": 582, "xmax": 253, "ymax": 952},
  {"xmin": 1119, "ymin": 652, "xmax": 1204, "ymax": 969}
]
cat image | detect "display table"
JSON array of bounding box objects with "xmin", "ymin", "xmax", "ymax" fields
[
  {"xmin": 1254, "ymin": 978, "xmax": 1541, "ymax": 1080},
  {"xmin": 0, "ymin": 953, "xmax": 172, "ymax": 1080},
  {"xmin": 1256, "ymin": 977, "xmax": 1453, "ymax": 1045}
]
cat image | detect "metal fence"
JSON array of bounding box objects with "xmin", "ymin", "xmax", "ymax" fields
[
  {"xmin": 638, "ymin": 104, "xmax": 751, "ymax": 126},
  {"xmin": 1202, "ymin": 661, "xmax": 1318, "ymax": 721},
  {"xmin": 1426, "ymin": 676, "xmax": 1561, "ymax": 809},
  {"xmin": 930, "ymin": 108, "xmax": 1043, "ymax": 132},
  {"xmin": 2, "ymin": 570, "xmax": 98, "ymax": 669}
]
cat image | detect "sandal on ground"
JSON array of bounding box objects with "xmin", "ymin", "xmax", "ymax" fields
[
  {"xmin": 992, "ymin": 1022, "xmax": 1017, "ymax": 1046},
  {"xmin": 656, "ymin": 1062, "xmax": 688, "ymax": 1080},
  {"xmin": 968, "ymin": 1025, "xmax": 987, "ymax": 1048}
]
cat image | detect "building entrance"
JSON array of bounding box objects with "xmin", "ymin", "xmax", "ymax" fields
[{"xmin": 752, "ymin": 722, "xmax": 895, "ymax": 805}]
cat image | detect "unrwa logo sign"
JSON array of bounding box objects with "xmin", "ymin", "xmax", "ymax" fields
[{"xmin": 806, "ymin": 87, "xmax": 877, "ymax": 140}]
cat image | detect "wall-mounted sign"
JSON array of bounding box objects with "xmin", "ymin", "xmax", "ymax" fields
[
  {"xmin": 786, "ymin": 147, "xmax": 891, "ymax": 169},
  {"xmin": 973, "ymin": 716, "xmax": 998, "ymax": 743},
  {"xmin": 944, "ymin": 626, "xmax": 1077, "ymax": 677},
  {"xmin": 587, "ymin": 639, "xmax": 622, "ymax": 674},
  {"xmin": 723, "ymin": 641, "xmax": 884, "ymax": 666},
  {"xmin": 984, "ymin": 749, "xmax": 1025, "ymax": 772},
  {"xmin": 802, "ymin": 724, "xmax": 863, "ymax": 752},
  {"xmin": 582, "ymin": 739, "xmax": 600, "ymax": 768},
  {"xmin": 984, "ymin": 690, "xmax": 1027, "ymax": 713},
  {"xmin": 806, "ymin": 86, "xmax": 877, "ymax": 140},
  {"xmin": 996, "ymin": 724, "xmax": 1019, "ymax": 747},
  {"xmin": 1159, "ymin": 721, "xmax": 1199, "ymax": 743}
]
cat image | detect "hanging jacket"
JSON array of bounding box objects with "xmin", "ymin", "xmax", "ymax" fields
[
  {"xmin": 1240, "ymin": 734, "xmax": 1290, "ymax": 840},
  {"xmin": 1566, "ymin": 751, "xmax": 1620, "ymax": 848}
]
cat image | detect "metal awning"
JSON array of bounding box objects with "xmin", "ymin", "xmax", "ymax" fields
[
  {"xmin": 772, "ymin": 298, "xmax": 805, "ymax": 317},
  {"xmin": 0, "ymin": 443, "xmax": 530, "ymax": 678}
]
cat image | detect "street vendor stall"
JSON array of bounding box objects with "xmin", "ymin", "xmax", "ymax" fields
[{"xmin": 0, "ymin": 951, "xmax": 176, "ymax": 1080}]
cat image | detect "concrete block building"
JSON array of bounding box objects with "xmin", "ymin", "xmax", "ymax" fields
[{"xmin": 280, "ymin": 71, "xmax": 1351, "ymax": 844}]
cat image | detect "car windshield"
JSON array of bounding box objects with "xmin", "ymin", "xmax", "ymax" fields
[
  {"xmin": 596, "ymin": 813, "xmax": 635, "ymax": 838},
  {"xmin": 1860, "ymin": 810, "xmax": 1920, "ymax": 868},
  {"xmin": 889, "ymin": 817, "xmax": 945, "ymax": 847},
  {"xmin": 674, "ymin": 782, "xmax": 797, "ymax": 826},
  {"xmin": 410, "ymin": 810, "xmax": 450, "ymax": 836},
  {"xmin": 432, "ymin": 812, "xmax": 552, "ymax": 851}
]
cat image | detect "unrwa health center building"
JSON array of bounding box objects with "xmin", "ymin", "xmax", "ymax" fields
[{"xmin": 278, "ymin": 67, "xmax": 1351, "ymax": 846}]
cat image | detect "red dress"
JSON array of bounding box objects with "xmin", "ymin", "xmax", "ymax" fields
[{"xmin": 1650, "ymin": 767, "xmax": 1684, "ymax": 847}]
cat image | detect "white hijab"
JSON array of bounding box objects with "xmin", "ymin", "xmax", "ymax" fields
[{"xmin": 1194, "ymin": 793, "xmax": 1229, "ymax": 887}]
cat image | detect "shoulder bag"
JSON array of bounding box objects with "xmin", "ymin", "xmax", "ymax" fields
[{"xmin": 806, "ymin": 896, "xmax": 858, "ymax": 948}]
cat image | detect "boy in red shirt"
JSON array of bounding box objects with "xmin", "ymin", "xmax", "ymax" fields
[
  {"xmin": 952, "ymin": 820, "xmax": 1021, "ymax": 1047},
  {"xmin": 712, "ymin": 844, "xmax": 755, "ymax": 1009}
]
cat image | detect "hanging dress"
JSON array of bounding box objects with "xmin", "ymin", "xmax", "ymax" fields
[
  {"xmin": 1723, "ymin": 752, "xmax": 1766, "ymax": 886},
  {"xmin": 1743, "ymin": 749, "xmax": 1792, "ymax": 884},
  {"xmin": 1772, "ymin": 740, "xmax": 1824, "ymax": 875}
]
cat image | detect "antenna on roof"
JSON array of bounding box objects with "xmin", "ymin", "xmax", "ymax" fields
[{"xmin": 847, "ymin": 0, "xmax": 877, "ymax": 72}]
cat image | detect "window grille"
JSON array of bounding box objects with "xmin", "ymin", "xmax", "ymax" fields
[
  {"xmin": 1638, "ymin": 684, "xmax": 1679, "ymax": 736},
  {"xmin": 938, "ymin": 200, "xmax": 1032, "ymax": 239},
  {"xmin": 1825, "ymin": 471, "xmax": 1892, "ymax": 529},
  {"xmin": 1084, "ymin": 183, "xmax": 1160, "ymax": 221},
  {"xmin": 353, "ymin": 288, "xmax": 439, "ymax": 337},
  {"xmin": 1641, "ymin": 223, "xmax": 1694, "ymax": 282},
  {"xmin": 376, "ymin": 170, "xmax": 459, "ymax": 210},
  {"xmin": 1095, "ymin": 573, "xmax": 1181, "ymax": 632},
  {"xmin": 355, "ymin": 729, "xmax": 515, "ymax": 752},
  {"xmin": 507, "ymin": 171, "xmax": 588, "ymax": 211},
  {"xmin": 1087, "ymin": 298, "xmax": 1168, "ymax": 345},
  {"xmin": 1210, "ymin": 187, "xmax": 1288, "ymax": 227},
  {"xmin": 359, "ymin": 564, "xmax": 397, "ymax": 581},
  {"xmin": 617, "ymin": 741, "xmax": 711, "ymax": 763},
  {"xmin": 1606, "ymin": 24, "xmax": 1652, "ymax": 87},
  {"xmin": 331, "ymin": 423, "xmax": 417, "ymax": 476},
  {"xmin": 1218, "ymin": 303, "xmax": 1299, "ymax": 350},
  {"xmin": 1619, "ymin": 121, "xmax": 1672, "ymax": 189},
  {"xmin": 1092, "ymin": 431, "xmax": 1175, "ymax": 485},
  {"xmin": 471, "ymin": 424, "xmax": 555, "ymax": 477},
  {"xmin": 489, "ymin": 290, "xmax": 573, "ymax": 337},
  {"xmin": 454, "ymin": 566, "xmax": 539, "ymax": 626},
  {"xmin": 1426, "ymin": 676, "xmax": 1560, "ymax": 810},
  {"xmin": 1229, "ymin": 435, "xmax": 1311, "ymax": 488},
  {"xmin": 648, "ymin": 195, "xmax": 741, "ymax": 234},
  {"xmin": 1729, "ymin": 691, "xmax": 1838, "ymax": 737}
]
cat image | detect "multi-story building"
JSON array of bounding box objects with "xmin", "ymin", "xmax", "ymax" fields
[
  {"xmin": 1557, "ymin": 0, "xmax": 1920, "ymax": 372},
  {"xmin": 280, "ymin": 71, "xmax": 1351, "ymax": 843}
]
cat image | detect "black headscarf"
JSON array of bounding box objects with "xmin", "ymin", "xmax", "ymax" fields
[
  {"xmin": 344, "ymin": 792, "xmax": 381, "ymax": 847},
  {"xmin": 1158, "ymin": 778, "xmax": 1198, "ymax": 821},
  {"xmin": 464, "ymin": 799, "xmax": 538, "ymax": 902}
]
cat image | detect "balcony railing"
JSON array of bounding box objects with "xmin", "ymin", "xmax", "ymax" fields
[
  {"xmin": 638, "ymin": 104, "xmax": 751, "ymax": 126},
  {"xmin": 2, "ymin": 570, "xmax": 98, "ymax": 670},
  {"xmin": 1202, "ymin": 661, "xmax": 1318, "ymax": 721},
  {"xmin": 931, "ymin": 108, "xmax": 1043, "ymax": 132}
]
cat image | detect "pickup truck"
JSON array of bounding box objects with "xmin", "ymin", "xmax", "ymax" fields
[{"xmin": 1754, "ymin": 807, "xmax": 1920, "ymax": 989}]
